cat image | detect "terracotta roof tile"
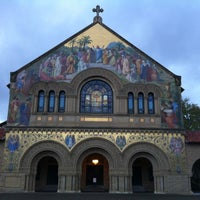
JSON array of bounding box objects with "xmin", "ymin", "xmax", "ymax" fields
[{"xmin": 185, "ymin": 131, "xmax": 200, "ymax": 143}]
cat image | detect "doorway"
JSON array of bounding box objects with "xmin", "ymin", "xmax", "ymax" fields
[
  {"xmin": 81, "ymin": 153, "xmax": 109, "ymax": 192},
  {"xmin": 191, "ymin": 159, "xmax": 200, "ymax": 193},
  {"xmin": 132, "ymin": 157, "xmax": 154, "ymax": 193},
  {"xmin": 35, "ymin": 156, "xmax": 58, "ymax": 192}
]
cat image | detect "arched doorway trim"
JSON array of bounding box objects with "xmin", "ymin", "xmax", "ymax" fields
[
  {"xmin": 123, "ymin": 142, "xmax": 170, "ymax": 193},
  {"xmin": 34, "ymin": 155, "xmax": 58, "ymax": 192},
  {"xmin": 130, "ymin": 152, "xmax": 158, "ymax": 171},
  {"xmin": 71, "ymin": 138, "xmax": 121, "ymax": 170},
  {"xmin": 70, "ymin": 138, "xmax": 121, "ymax": 193},
  {"xmin": 19, "ymin": 141, "xmax": 70, "ymax": 192},
  {"xmin": 123, "ymin": 142, "xmax": 170, "ymax": 171},
  {"xmin": 20, "ymin": 140, "xmax": 70, "ymax": 172},
  {"xmin": 132, "ymin": 157, "xmax": 154, "ymax": 193}
]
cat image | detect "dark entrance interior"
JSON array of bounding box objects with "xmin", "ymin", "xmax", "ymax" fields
[
  {"xmin": 82, "ymin": 153, "xmax": 109, "ymax": 192},
  {"xmin": 35, "ymin": 156, "xmax": 58, "ymax": 192},
  {"xmin": 132, "ymin": 157, "xmax": 154, "ymax": 193},
  {"xmin": 133, "ymin": 166, "xmax": 142, "ymax": 186},
  {"xmin": 191, "ymin": 159, "xmax": 200, "ymax": 193},
  {"xmin": 86, "ymin": 165, "xmax": 104, "ymax": 185}
]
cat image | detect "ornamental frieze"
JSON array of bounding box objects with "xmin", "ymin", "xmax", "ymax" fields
[{"xmin": 3, "ymin": 129, "xmax": 186, "ymax": 173}]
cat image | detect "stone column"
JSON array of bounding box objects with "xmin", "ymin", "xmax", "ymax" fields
[
  {"xmin": 24, "ymin": 174, "xmax": 29, "ymax": 192},
  {"xmin": 25, "ymin": 173, "xmax": 35, "ymax": 192},
  {"xmin": 44, "ymin": 93, "xmax": 48, "ymax": 112},
  {"xmin": 65, "ymin": 174, "xmax": 80, "ymax": 192},
  {"xmin": 55, "ymin": 95, "xmax": 59, "ymax": 112},
  {"xmin": 109, "ymin": 172, "xmax": 132, "ymax": 193},
  {"xmin": 109, "ymin": 175, "xmax": 118, "ymax": 192},
  {"xmin": 134, "ymin": 96, "xmax": 137, "ymax": 114},
  {"xmin": 154, "ymin": 175, "xmax": 165, "ymax": 193},
  {"xmin": 58, "ymin": 175, "xmax": 66, "ymax": 192},
  {"xmin": 144, "ymin": 96, "xmax": 148, "ymax": 114}
]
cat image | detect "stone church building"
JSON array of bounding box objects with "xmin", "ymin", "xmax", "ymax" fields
[{"xmin": 0, "ymin": 5, "xmax": 200, "ymax": 194}]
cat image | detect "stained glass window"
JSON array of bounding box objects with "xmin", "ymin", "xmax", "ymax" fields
[
  {"xmin": 58, "ymin": 91, "xmax": 65, "ymax": 112},
  {"xmin": 148, "ymin": 92, "xmax": 155, "ymax": 114},
  {"xmin": 128, "ymin": 92, "xmax": 134, "ymax": 114},
  {"xmin": 80, "ymin": 80, "xmax": 113, "ymax": 113},
  {"xmin": 37, "ymin": 90, "xmax": 45, "ymax": 112},
  {"xmin": 138, "ymin": 92, "xmax": 144, "ymax": 114},
  {"xmin": 48, "ymin": 91, "xmax": 55, "ymax": 112}
]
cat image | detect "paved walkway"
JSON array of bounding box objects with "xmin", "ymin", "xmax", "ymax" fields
[{"xmin": 0, "ymin": 193, "xmax": 200, "ymax": 200}]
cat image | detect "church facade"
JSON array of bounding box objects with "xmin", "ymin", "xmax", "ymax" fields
[{"xmin": 0, "ymin": 6, "xmax": 200, "ymax": 194}]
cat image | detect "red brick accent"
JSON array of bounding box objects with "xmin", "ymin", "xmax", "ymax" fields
[{"xmin": 185, "ymin": 131, "xmax": 200, "ymax": 143}]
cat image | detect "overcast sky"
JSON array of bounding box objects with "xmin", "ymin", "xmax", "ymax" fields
[{"xmin": 1, "ymin": 0, "xmax": 200, "ymax": 122}]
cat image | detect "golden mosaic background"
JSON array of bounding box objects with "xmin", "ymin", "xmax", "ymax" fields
[
  {"xmin": 65, "ymin": 23, "xmax": 128, "ymax": 48},
  {"xmin": 4, "ymin": 130, "xmax": 186, "ymax": 173}
]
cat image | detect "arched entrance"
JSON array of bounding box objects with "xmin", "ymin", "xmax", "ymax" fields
[
  {"xmin": 35, "ymin": 156, "xmax": 58, "ymax": 192},
  {"xmin": 132, "ymin": 157, "xmax": 154, "ymax": 193},
  {"xmin": 81, "ymin": 153, "xmax": 109, "ymax": 192},
  {"xmin": 191, "ymin": 159, "xmax": 200, "ymax": 193}
]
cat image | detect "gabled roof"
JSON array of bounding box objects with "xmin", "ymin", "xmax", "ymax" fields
[
  {"xmin": 10, "ymin": 20, "xmax": 181, "ymax": 86},
  {"xmin": 6, "ymin": 7, "xmax": 184, "ymax": 129}
]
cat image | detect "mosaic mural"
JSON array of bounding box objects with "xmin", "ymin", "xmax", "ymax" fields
[
  {"xmin": 7, "ymin": 23, "xmax": 182, "ymax": 128},
  {"xmin": 4, "ymin": 130, "xmax": 186, "ymax": 173}
]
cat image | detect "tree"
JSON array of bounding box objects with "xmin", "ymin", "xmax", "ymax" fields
[
  {"xmin": 82, "ymin": 35, "xmax": 92, "ymax": 49},
  {"xmin": 182, "ymin": 98, "xmax": 200, "ymax": 130},
  {"xmin": 69, "ymin": 38, "xmax": 77, "ymax": 52},
  {"xmin": 77, "ymin": 35, "xmax": 92, "ymax": 50}
]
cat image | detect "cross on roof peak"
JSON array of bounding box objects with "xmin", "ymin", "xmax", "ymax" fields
[{"xmin": 92, "ymin": 5, "xmax": 104, "ymax": 23}]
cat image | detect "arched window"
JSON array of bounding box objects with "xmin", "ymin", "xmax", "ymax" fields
[
  {"xmin": 58, "ymin": 91, "xmax": 65, "ymax": 112},
  {"xmin": 128, "ymin": 92, "xmax": 134, "ymax": 114},
  {"xmin": 138, "ymin": 92, "xmax": 144, "ymax": 114},
  {"xmin": 148, "ymin": 92, "xmax": 155, "ymax": 114},
  {"xmin": 80, "ymin": 80, "xmax": 113, "ymax": 113},
  {"xmin": 37, "ymin": 90, "xmax": 45, "ymax": 112},
  {"xmin": 48, "ymin": 91, "xmax": 55, "ymax": 112}
]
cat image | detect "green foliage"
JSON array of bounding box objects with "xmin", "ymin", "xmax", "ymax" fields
[{"xmin": 182, "ymin": 98, "xmax": 200, "ymax": 130}]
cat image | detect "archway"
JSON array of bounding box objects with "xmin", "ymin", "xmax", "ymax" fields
[
  {"xmin": 19, "ymin": 141, "xmax": 69, "ymax": 192},
  {"xmin": 191, "ymin": 159, "xmax": 200, "ymax": 193},
  {"xmin": 132, "ymin": 157, "xmax": 154, "ymax": 193},
  {"xmin": 81, "ymin": 153, "xmax": 109, "ymax": 192},
  {"xmin": 35, "ymin": 156, "xmax": 58, "ymax": 192}
]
